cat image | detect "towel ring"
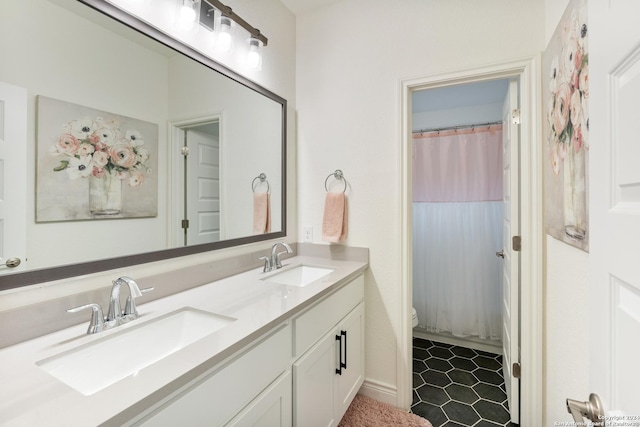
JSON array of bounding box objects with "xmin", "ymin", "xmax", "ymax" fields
[
  {"xmin": 251, "ymin": 173, "xmax": 270, "ymax": 194},
  {"xmin": 324, "ymin": 169, "xmax": 347, "ymax": 193}
]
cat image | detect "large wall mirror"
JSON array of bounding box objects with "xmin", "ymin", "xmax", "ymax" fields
[{"xmin": 0, "ymin": 0, "xmax": 286, "ymax": 290}]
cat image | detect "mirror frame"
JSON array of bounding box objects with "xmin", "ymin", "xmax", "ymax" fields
[{"xmin": 1, "ymin": 0, "xmax": 286, "ymax": 291}]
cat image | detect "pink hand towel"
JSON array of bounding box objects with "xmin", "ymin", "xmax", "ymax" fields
[
  {"xmin": 253, "ymin": 192, "xmax": 271, "ymax": 235},
  {"xmin": 322, "ymin": 192, "xmax": 347, "ymax": 243}
]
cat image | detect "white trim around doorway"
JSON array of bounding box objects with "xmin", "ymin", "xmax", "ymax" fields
[{"xmin": 398, "ymin": 56, "xmax": 543, "ymax": 426}]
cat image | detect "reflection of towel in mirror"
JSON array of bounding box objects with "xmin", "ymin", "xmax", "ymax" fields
[
  {"xmin": 253, "ymin": 192, "xmax": 271, "ymax": 234},
  {"xmin": 322, "ymin": 192, "xmax": 347, "ymax": 243}
]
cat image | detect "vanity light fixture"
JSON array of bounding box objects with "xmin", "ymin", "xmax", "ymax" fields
[
  {"xmin": 198, "ymin": 0, "xmax": 268, "ymax": 55},
  {"xmin": 177, "ymin": 0, "xmax": 197, "ymax": 30},
  {"xmin": 247, "ymin": 36, "xmax": 262, "ymax": 69},
  {"xmin": 216, "ymin": 15, "xmax": 233, "ymax": 53}
]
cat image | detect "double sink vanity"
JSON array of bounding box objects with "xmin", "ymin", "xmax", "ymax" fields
[{"xmin": 0, "ymin": 245, "xmax": 368, "ymax": 426}]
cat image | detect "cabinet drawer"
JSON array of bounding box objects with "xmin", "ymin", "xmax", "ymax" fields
[
  {"xmin": 293, "ymin": 274, "xmax": 364, "ymax": 357},
  {"xmin": 135, "ymin": 323, "xmax": 291, "ymax": 427}
]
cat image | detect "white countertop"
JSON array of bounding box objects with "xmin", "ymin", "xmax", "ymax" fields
[{"xmin": 0, "ymin": 256, "xmax": 367, "ymax": 427}]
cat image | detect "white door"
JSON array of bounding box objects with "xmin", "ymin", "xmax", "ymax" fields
[
  {"xmin": 0, "ymin": 81, "xmax": 27, "ymax": 274},
  {"xmin": 185, "ymin": 123, "xmax": 220, "ymax": 245},
  {"xmin": 586, "ymin": 0, "xmax": 640, "ymax": 418},
  {"xmin": 501, "ymin": 79, "xmax": 520, "ymax": 424}
]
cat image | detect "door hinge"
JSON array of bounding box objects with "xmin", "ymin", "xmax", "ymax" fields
[
  {"xmin": 181, "ymin": 146, "xmax": 190, "ymax": 156},
  {"xmin": 513, "ymin": 362, "xmax": 521, "ymax": 379},
  {"xmin": 511, "ymin": 108, "xmax": 521, "ymax": 125},
  {"xmin": 512, "ymin": 236, "xmax": 522, "ymax": 252},
  {"xmin": 181, "ymin": 219, "xmax": 189, "ymax": 229}
]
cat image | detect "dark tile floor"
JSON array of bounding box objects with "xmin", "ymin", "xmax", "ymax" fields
[{"xmin": 411, "ymin": 338, "xmax": 518, "ymax": 427}]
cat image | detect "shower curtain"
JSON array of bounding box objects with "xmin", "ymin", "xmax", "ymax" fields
[{"xmin": 412, "ymin": 124, "xmax": 503, "ymax": 340}]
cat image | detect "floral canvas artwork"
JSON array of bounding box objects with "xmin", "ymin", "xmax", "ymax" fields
[
  {"xmin": 543, "ymin": 0, "xmax": 589, "ymax": 251},
  {"xmin": 36, "ymin": 96, "xmax": 158, "ymax": 222}
]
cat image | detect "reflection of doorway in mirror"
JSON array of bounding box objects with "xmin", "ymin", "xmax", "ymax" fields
[
  {"xmin": 0, "ymin": 81, "xmax": 27, "ymax": 275},
  {"xmin": 180, "ymin": 121, "xmax": 221, "ymax": 246}
]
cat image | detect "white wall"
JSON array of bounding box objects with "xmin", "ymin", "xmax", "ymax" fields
[
  {"xmin": 295, "ymin": 0, "xmax": 544, "ymax": 403},
  {"xmin": 542, "ymin": 0, "xmax": 591, "ymax": 424}
]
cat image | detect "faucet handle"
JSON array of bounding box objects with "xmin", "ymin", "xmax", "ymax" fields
[
  {"xmin": 259, "ymin": 256, "xmax": 272, "ymax": 273},
  {"xmin": 67, "ymin": 303, "xmax": 106, "ymax": 334},
  {"xmin": 123, "ymin": 287, "xmax": 153, "ymax": 320}
]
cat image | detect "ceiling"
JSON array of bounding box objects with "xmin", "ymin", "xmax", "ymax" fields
[
  {"xmin": 279, "ymin": 0, "xmax": 340, "ymax": 15},
  {"xmin": 412, "ymin": 79, "xmax": 510, "ymax": 113}
]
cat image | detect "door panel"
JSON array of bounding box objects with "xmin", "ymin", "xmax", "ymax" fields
[
  {"xmin": 501, "ymin": 79, "xmax": 519, "ymax": 424},
  {"xmin": 186, "ymin": 124, "xmax": 220, "ymax": 245},
  {"xmin": 590, "ymin": 0, "xmax": 640, "ymax": 415},
  {"xmin": 0, "ymin": 81, "xmax": 27, "ymax": 273}
]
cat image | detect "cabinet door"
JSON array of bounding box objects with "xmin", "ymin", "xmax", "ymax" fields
[
  {"xmin": 334, "ymin": 303, "xmax": 365, "ymax": 421},
  {"xmin": 133, "ymin": 325, "xmax": 291, "ymax": 427},
  {"xmin": 293, "ymin": 332, "xmax": 336, "ymax": 427},
  {"xmin": 226, "ymin": 371, "xmax": 292, "ymax": 427}
]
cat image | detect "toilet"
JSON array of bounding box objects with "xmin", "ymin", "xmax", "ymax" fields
[{"xmin": 412, "ymin": 307, "xmax": 418, "ymax": 328}]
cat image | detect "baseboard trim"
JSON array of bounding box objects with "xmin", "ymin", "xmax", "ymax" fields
[
  {"xmin": 359, "ymin": 379, "xmax": 398, "ymax": 407},
  {"xmin": 413, "ymin": 329, "xmax": 502, "ymax": 355}
]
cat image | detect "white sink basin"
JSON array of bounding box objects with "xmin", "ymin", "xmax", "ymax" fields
[
  {"xmin": 37, "ymin": 307, "xmax": 236, "ymax": 396},
  {"xmin": 263, "ymin": 264, "xmax": 334, "ymax": 287}
]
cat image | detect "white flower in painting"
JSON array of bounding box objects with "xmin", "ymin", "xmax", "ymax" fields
[
  {"xmin": 561, "ymin": 35, "xmax": 579, "ymax": 81},
  {"xmin": 125, "ymin": 130, "xmax": 144, "ymax": 147},
  {"xmin": 66, "ymin": 117, "xmax": 96, "ymax": 140},
  {"xmin": 549, "ymin": 56, "xmax": 560, "ymax": 94},
  {"xmin": 553, "ymin": 82, "xmax": 572, "ymax": 137},
  {"xmin": 95, "ymin": 126, "xmax": 120, "ymax": 146},
  {"xmin": 136, "ymin": 147, "xmax": 149, "ymax": 164},
  {"xmin": 66, "ymin": 156, "xmax": 93, "ymax": 179},
  {"xmin": 128, "ymin": 171, "xmax": 145, "ymax": 187}
]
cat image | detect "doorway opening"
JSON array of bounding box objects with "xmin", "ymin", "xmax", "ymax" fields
[
  {"xmin": 170, "ymin": 116, "xmax": 222, "ymax": 247},
  {"xmin": 411, "ymin": 79, "xmax": 510, "ymax": 355},
  {"xmin": 410, "ymin": 78, "xmax": 518, "ymax": 425},
  {"xmin": 399, "ymin": 58, "xmax": 544, "ymax": 427}
]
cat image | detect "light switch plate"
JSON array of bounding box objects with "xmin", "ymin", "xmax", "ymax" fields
[{"xmin": 303, "ymin": 226, "xmax": 313, "ymax": 242}]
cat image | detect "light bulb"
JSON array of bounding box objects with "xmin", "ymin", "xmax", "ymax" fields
[
  {"xmin": 215, "ymin": 16, "xmax": 233, "ymax": 53},
  {"xmin": 247, "ymin": 37, "xmax": 261, "ymax": 69},
  {"xmin": 177, "ymin": 0, "xmax": 196, "ymax": 30}
]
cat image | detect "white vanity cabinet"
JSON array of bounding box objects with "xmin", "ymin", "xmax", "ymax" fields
[
  {"xmin": 131, "ymin": 324, "xmax": 292, "ymax": 427},
  {"xmin": 292, "ymin": 275, "xmax": 365, "ymax": 427},
  {"xmin": 126, "ymin": 273, "xmax": 364, "ymax": 427}
]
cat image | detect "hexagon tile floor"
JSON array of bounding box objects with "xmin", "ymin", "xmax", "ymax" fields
[{"xmin": 411, "ymin": 338, "xmax": 518, "ymax": 427}]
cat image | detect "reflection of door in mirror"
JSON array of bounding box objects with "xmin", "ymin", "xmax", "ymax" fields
[
  {"xmin": 0, "ymin": 81, "xmax": 27, "ymax": 274},
  {"xmin": 182, "ymin": 122, "xmax": 221, "ymax": 246}
]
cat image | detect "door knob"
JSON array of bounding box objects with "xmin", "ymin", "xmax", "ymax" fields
[
  {"xmin": 1, "ymin": 257, "xmax": 21, "ymax": 268},
  {"xmin": 566, "ymin": 393, "xmax": 605, "ymax": 424},
  {"xmin": 496, "ymin": 250, "xmax": 505, "ymax": 259}
]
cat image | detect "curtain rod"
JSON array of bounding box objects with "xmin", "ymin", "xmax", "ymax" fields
[{"xmin": 412, "ymin": 120, "xmax": 503, "ymax": 134}]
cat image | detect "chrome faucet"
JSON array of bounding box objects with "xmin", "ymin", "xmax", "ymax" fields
[
  {"xmin": 259, "ymin": 242, "xmax": 293, "ymax": 272},
  {"xmin": 271, "ymin": 242, "xmax": 293, "ymax": 269},
  {"xmin": 67, "ymin": 276, "xmax": 153, "ymax": 334}
]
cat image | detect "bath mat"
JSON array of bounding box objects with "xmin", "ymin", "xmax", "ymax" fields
[{"xmin": 338, "ymin": 394, "xmax": 433, "ymax": 427}]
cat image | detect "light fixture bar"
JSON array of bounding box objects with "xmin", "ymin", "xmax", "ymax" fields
[{"xmin": 202, "ymin": 0, "xmax": 268, "ymax": 46}]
